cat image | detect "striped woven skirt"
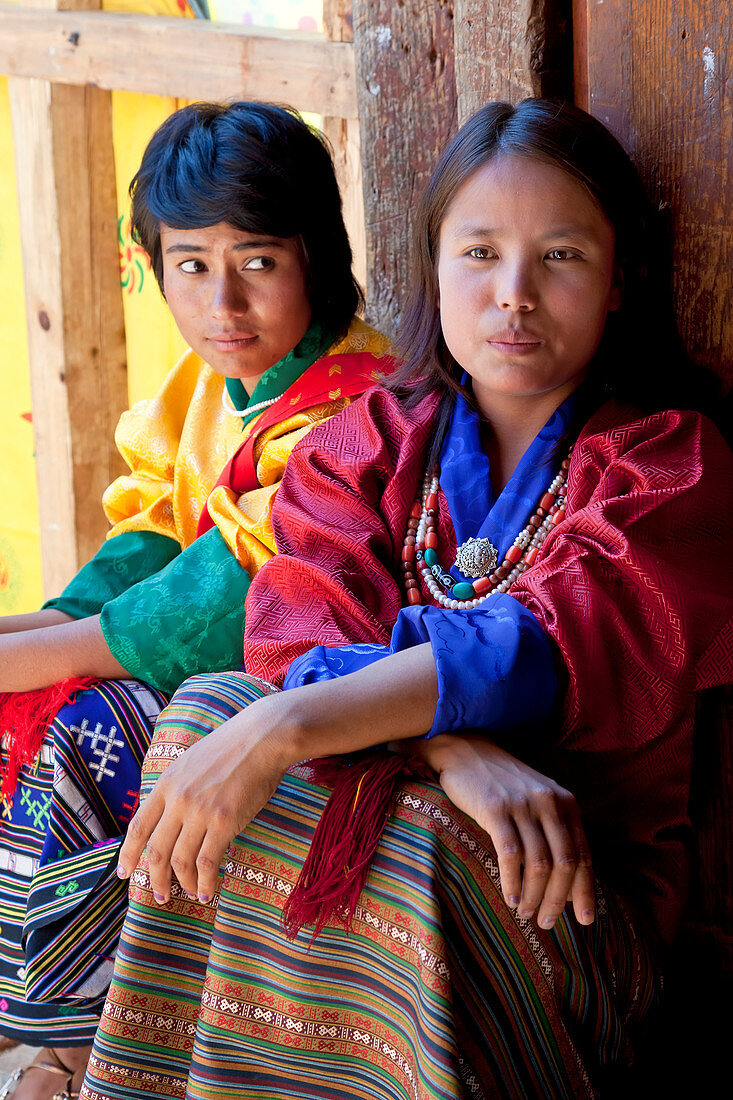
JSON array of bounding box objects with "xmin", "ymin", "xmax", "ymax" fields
[
  {"xmin": 82, "ymin": 672, "xmax": 660, "ymax": 1099},
  {"xmin": 0, "ymin": 678, "xmax": 166, "ymax": 1045}
]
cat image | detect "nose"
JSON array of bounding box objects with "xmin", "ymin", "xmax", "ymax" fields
[
  {"xmin": 210, "ymin": 271, "xmax": 247, "ymax": 318},
  {"xmin": 496, "ymin": 259, "xmax": 538, "ymax": 313}
]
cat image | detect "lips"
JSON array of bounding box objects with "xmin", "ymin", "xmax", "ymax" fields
[
  {"xmin": 208, "ymin": 333, "xmax": 258, "ymax": 347},
  {"xmin": 487, "ymin": 329, "xmax": 543, "ymax": 355},
  {"xmin": 487, "ymin": 329, "xmax": 541, "ymax": 345}
]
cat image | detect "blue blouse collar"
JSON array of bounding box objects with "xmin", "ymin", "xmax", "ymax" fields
[{"xmin": 438, "ymin": 383, "xmax": 576, "ymax": 575}]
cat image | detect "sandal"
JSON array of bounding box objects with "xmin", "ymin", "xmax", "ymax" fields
[{"xmin": 0, "ymin": 1048, "xmax": 82, "ymax": 1100}]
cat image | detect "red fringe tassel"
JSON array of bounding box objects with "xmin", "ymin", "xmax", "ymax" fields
[
  {"xmin": 0, "ymin": 677, "xmax": 95, "ymax": 801},
  {"xmin": 281, "ymin": 751, "xmax": 433, "ymax": 941}
]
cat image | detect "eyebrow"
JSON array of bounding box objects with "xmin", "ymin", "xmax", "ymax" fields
[
  {"xmin": 164, "ymin": 239, "xmax": 288, "ymax": 254},
  {"xmin": 449, "ymin": 222, "xmax": 595, "ymax": 239},
  {"xmin": 449, "ymin": 224, "xmax": 496, "ymax": 238}
]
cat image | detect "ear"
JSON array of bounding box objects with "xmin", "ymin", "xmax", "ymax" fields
[{"xmin": 608, "ymin": 265, "xmax": 624, "ymax": 312}]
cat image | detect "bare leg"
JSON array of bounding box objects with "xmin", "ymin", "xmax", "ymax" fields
[{"xmin": 3, "ymin": 1044, "xmax": 91, "ymax": 1099}]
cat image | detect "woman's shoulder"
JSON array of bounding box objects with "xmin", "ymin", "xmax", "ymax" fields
[
  {"xmin": 578, "ymin": 399, "xmax": 730, "ymax": 463},
  {"xmin": 325, "ymin": 317, "xmax": 393, "ymax": 360},
  {"xmin": 570, "ymin": 399, "xmax": 732, "ymax": 504},
  {"xmin": 279, "ymin": 385, "xmax": 442, "ymax": 505},
  {"xmin": 120, "ymin": 347, "xmax": 215, "ymax": 422},
  {"xmin": 115, "ymin": 348, "xmax": 217, "ymax": 449}
]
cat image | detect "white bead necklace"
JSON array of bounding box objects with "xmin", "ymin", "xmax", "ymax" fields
[{"xmin": 221, "ymin": 389, "xmax": 279, "ymax": 418}]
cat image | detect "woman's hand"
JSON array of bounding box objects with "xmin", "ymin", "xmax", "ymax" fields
[
  {"xmin": 117, "ymin": 692, "xmax": 293, "ymax": 904},
  {"xmin": 406, "ymin": 733, "xmax": 594, "ymax": 930}
]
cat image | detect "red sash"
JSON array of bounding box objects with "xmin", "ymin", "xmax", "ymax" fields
[{"xmin": 196, "ymin": 350, "xmax": 391, "ymax": 537}]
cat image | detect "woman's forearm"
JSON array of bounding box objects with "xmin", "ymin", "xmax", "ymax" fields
[
  {"xmin": 0, "ymin": 614, "xmax": 129, "ymax": 691},
  {"xmin": 119, "ymin": 646, "xmax": 594, "ymax": 931},
  {"xmin": 270, "ymin": 642, "xmax": 439, "ymax": 767},
  {"xmin": 0, "ymin": 608, "xmax": 75, "ymax": 634},
  {"xmin": 117, "ymin": 643, "xmax": 439, "ymax": 900}
]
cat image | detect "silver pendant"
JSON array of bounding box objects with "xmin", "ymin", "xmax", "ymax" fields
[{"xmin": 454, "ymin": 536, "xmax": 498, "ymax": 578}]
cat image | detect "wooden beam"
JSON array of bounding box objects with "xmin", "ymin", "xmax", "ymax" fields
[
  {"xmin": 0, "ymin": 4, "xmax": 358, "ymax": 117},
  {"xmin": 322, "ymin": 0, "xmax": 366, "ymax": 292},
  {"xmin": 352, "ymin": 0, "xmax": 456, "ymax": 336},
  {"xmin": 9, "ymin": 0, "xmax": 128, "ymax": 595},
  {"xmin": 574, "ymin": 3, "xmax": 733, "ymax": 1064},
  {"xmin": 573, "ymin": 0, "xmax": 732, "ymax": 384},
  {"xmin": 572, "ymin": 0, "xmax": 633, "ymax": 141},
  {"xmin": 454, "ymin": 0, "xmax": 574, "ymax": 124}
]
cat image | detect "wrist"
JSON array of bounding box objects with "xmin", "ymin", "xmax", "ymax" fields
[
  {"xmin": 253, "ymin": 689, "xmax": 310, "ymax": 771},
  {"xmin": 412, "ymin": 732, "xmax": 471, "ymax": 774}
]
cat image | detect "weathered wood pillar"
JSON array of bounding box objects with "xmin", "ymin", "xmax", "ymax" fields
[
  {"xmin": 573, "ymin": 1, "xmax": 733, "ymax": 1080},
  {"xmin": 8, "ymin": 0, "xmax": 127, "ymax": 598},
  {"xmin": 454, "ymin": 0, "xmax": 573, "ymax": 123},
  {"xmin": 353, "ymin": 1, "xmax": 574, "ymax": 332},
  {"xmin": 574, "ymin": 0, "xmax": 732, "ymax": 384},
  {"xmin": 352, "ymin": 0, "xmax": 456, "ymax": 336},
  {"xmin": 322, "ymin": 0, "xmax": 366, "ymax": 293}
]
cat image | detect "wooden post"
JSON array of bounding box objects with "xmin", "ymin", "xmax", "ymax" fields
[
  {"xmin": 573, "ymin": 0, "xmax": 732, "ymax": 383},
  {"xmin": 322, "ymin": 0, "xmax": 366, "ymax": 293},
  {"xmin": 352, "ymin": 0, "xmax": 456, "ymax": 336},
  {"xmin": 573, "ymin": 0, "xmax": 733, "ymax": 1079},
  {"xmin": 454, "ymin": 0, "xmax": 573, "ymax": 123},
  {"xmin": 8, "ymin": 0, "xmax": 128, "ymax": 598}
]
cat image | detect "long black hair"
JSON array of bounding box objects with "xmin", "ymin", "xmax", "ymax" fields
[{"xmin": 130, "ymin": 101, "xmax": 362, "ymax": 340}]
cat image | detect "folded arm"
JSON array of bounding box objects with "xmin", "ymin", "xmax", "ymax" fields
[{"xmin": 118, "ymin": 642, "xmax": 593, "ymax": 931}]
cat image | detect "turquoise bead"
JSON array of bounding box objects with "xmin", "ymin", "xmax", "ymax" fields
[
  {"xmin": 424, "ymin": 548, "xmax": 438, "ymax": 566},
  {"xmin": 452, "ymin": 581, "xmax": 475, "ymax": 599}
]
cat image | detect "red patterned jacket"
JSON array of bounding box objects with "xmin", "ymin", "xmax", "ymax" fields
[{"xmin": 244, "ymin": 386, "xmax": 733, "ymax": 944}]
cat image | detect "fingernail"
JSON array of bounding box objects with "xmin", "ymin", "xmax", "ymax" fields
[
  {"xmin": 153, "ymin": 891, "xmax": 167, "ymax": 904},
  {"xmin": 582, "ymin": 909, "xmax": 594, "ymax": 923},
  {"xmin": 508, "ymin": 896, "xmax": 520, "ymax": 907},
  {"xmin": 540, "ymin": 916, "xmax": 555, "ymax": 929},
  {"xmin": 198, "ymin": 894, "xmax": 210, "ymax": 904},
  {"xmin": 116, "ymin": 866, "xmax": 128, "ymax": 879}
]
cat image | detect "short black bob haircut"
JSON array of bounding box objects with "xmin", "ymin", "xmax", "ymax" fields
[
  {"xmin": 130, "ymin": 101, "xmax": 363, "ymax": 341},
  {"xmin": 391, "ymin": 98, "xmax": 717, "ymax": 428}
]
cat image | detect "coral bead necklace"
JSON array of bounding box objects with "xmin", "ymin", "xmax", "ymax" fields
[{"xmin": 401, "ymin": 448, "xmax": 573, "ymax": 609}]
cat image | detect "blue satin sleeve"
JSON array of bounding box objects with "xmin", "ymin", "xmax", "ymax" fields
[{"xmin": 283, "ymin": 593, "xmax": 557, "ymax": 741}]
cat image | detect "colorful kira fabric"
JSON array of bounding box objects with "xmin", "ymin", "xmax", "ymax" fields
[
  {"xmin": 0, "ymin": 678, "xmax": 166, "ymax": 1044},
  {"xmin": 82, "ymin": 673, "xmax": 659, "ymax": 1100}
]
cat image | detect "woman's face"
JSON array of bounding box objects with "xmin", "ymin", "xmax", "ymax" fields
[
  {"xmin": 161, "ymin": 221, "xmax": 312, "ymax": 394},
  {"xmin": 436, "ymin": 154, "xmax": 621, "ymax": 419}
]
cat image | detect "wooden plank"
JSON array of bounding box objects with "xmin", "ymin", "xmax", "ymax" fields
[
  {"xmin": 574, "ymin": 0, "xmax": 733, "ymax": 1055},
  {"xmin": 9, "ymin": 9, "xmax": 128, "ymax": 594},
  {"xmin": 574, "ymin": 0, "xmax": 732, "ymax": 383},
  {"xmin": 0, "ymin": 4, "xmax": 358, "ymax": 117},
  {"xmin": 322, "ymin": 0, "xmax": 366, "ymax": 292},
  {"xmin": 352, "ymin": 0, "xmax": 456, "ymax": 336},
  {"xmin": 9, "ymin": 77, "xmax": 77, "ymax": 595},
  {"xmin": 454, "ymin": 0, "xmax": 573, "ymax": 123}
]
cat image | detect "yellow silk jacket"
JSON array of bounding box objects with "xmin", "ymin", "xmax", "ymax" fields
[{"xmin": 102, "ymin": 319, "xmax": 391, "ymax": 580}]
